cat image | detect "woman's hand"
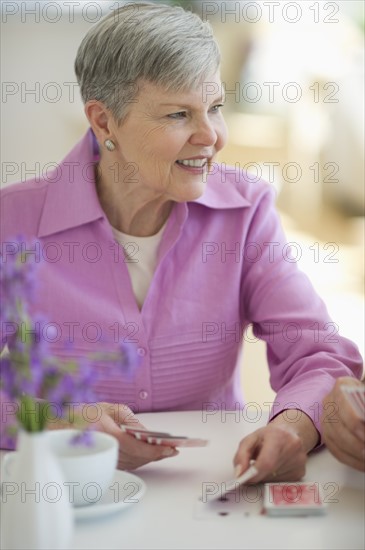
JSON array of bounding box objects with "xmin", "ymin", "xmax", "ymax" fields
[
  {"xmin": 321, "ymin": 377, "xmax": 365, "ymax": 472},
  {"xmin": 233, "ymin": 409, "xmax": 319, "ymax": 482},
  {"xmin": 93, "ymin": 402, "xmax": 179, "ymax": 470},
  {"xmin": 47, "ymin": 401, "xmax": 179, "ymax": 471}
]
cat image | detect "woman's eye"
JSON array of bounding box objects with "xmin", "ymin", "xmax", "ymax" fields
[
  {"xmin": 211, "ymin": 104, "xmax": 224, "ymax": 113},
  {"xmin": 168, "ymin": 111, "xmax": 187, "ymax": 119},
  {"xmin": 167, "ymin": 105, "xmax": 223, "ymax": 119}
]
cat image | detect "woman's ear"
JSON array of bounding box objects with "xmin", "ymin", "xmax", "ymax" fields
[{"xmin": 84, "ymin": 100, "xmax": 115, "ymax": 147}]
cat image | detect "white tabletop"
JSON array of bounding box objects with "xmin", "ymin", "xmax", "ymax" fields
[{"xmin": 65, "ymin": 411, "xmax": 364, "ymax": 550}]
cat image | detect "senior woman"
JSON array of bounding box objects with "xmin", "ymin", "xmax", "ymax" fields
[{"xmin": 1, "ymin": 2, "xmax": 363, "ymax": 480}]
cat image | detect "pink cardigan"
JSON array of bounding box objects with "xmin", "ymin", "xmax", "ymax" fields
[{"xmin": 1, "ymin": 129, "xmax": 362, "ymax": 447}]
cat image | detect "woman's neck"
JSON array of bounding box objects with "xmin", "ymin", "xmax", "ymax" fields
[{"xmin": 95, "ymin": 164, "xmax": 173, "ymax": 237}]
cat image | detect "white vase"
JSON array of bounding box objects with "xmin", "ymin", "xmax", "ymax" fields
[{"xmin": 1, "ymin": 430, "xmax": 74, "ymax": 550}]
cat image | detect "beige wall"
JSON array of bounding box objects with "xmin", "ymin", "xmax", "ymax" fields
[{"xmin": 2, "ymin": 12, "xmax": 90, "ymax": 186}]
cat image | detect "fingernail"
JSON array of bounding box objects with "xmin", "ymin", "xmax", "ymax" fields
[
  {"xmin": 235, "ymin": 464, "xmax": 243, "ymax": 478},
  {"xmin": 162, "ymin": 447, "xmax": 177, "ymax": 457}
]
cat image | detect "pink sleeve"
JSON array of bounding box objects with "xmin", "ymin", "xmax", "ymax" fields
[{"xmin": 240, "ymin": 187, "xmax": 363, "ymax": 442}]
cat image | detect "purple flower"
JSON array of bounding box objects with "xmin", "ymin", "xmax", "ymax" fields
[
  {"xmin": 0, "ymin": 235, "xmax": 39, "ymax": 324},
  {"xmin": 0, "ymin": 390, "xmax": 18, "ymax": 448},
  {"xmin": 1, "ymin": 236, "xmax": 140, "ymax": 434},
  {"xmin": 0, "ymin": 357, "xmax": 16, "ymax": 399},
  {"xmin": 120, "ymin": 342, "xmax": 142, "ymax": 375},
  {"xmin": 70, "ymin": 429, "xmax": 94, "ymax": 447}
]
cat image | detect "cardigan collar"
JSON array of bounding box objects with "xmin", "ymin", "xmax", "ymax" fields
[{"xmin": 38, "ymin": 129, "xmax": 250, "ymax": 238}]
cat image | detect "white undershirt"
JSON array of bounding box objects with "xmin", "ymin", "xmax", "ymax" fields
[{"xmin": 112, "ymin": 222, "xmax": 167, "ymax": 309}]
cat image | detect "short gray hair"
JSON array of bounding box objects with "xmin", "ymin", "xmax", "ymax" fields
[{"xmin": 74, "ymin": 2, "xmax": 221, "ymax": 123}]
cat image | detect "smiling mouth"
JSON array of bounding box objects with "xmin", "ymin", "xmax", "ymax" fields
[{"xmin": 176, "ymin": 159, "xmax": 208, "ymax": 168}]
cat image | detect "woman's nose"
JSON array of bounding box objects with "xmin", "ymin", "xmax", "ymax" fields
[{"xmin": 189, "ymin": 117, "xmax": 217, "ymax": 147}]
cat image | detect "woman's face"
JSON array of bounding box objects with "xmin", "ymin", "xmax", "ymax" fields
[{"xmin": 109, "ymin": 72, "xmax": 228, "ymax": 202}]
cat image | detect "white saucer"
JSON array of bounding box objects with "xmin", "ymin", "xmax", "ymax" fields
[
  {"xmin": 1, "ymin": 455, "xmax": 146, "ymax": 521},
  {"xmin": 74, "ymin": 470, "xmax": 146, "ymax": 520}
]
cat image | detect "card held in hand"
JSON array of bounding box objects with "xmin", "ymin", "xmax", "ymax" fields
[
  {"xmin": 120, "ymin": 425, "xmax": 209, "ymax": 447},
  {"xmin": 341, "ymin": 385, "xmax": 365, "ymax": 422}
]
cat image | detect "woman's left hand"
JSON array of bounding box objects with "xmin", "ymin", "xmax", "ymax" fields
[{"xmin": 233, "ymin": 409, "xmax": 319, "ymax": 482}]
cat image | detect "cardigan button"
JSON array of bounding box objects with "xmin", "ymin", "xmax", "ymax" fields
[
  {"xmin": 139, "ymin": 390, "xmax": 148, "ymax": 400},
  {"xmin": 137, "ymin": 347, "xmax": 146, "ymax": 357}
]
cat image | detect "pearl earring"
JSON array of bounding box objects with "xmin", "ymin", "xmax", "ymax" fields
[{"xmin": 104, "ymin": 139, "xmax": 116, "ymax": 152}]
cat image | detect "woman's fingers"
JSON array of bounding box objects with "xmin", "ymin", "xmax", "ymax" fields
[
  {"xmin": 324, "ymin": 434, "xmax": 364, "ymax": 471},
  {"xmin": 93, "ymin": 402, "xmax": 179, "ymax": 470},
  {"xmin": 117, "ymin": 435, "xmax": 179, "ymax": 470},
  {"xmin": 233, "ymin": 431, "xmax": 260, "ymax": 477},
  {"xmin": 322, "ymin": 421, "xmax": 365, "ymax": 471},
  {"xmin": 97, "ymin": 402, "xmax": 147, "ymax": 430},
  {"xmin": 322, "ymin": 379, "xmax": 365, "ymax": 471},
  {"xmin": 234, "ymin": 425, "xmax": 307, "ymax": 483}
]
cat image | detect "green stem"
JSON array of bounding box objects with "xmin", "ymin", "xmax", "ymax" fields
[{"xmin": 19, "ymin": 395, "xmax": 41, "ymax": 432}]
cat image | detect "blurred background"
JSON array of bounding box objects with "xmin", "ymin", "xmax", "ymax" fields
[{"xmin": 1, "ymin": 0, "xmax": 364, "ymax": 405}]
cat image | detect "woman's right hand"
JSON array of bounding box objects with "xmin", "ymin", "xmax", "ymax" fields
[
  {"xmin": 47, "ymin": 401, "xmax": 179, "ymax": 470},
  {"xmin": 321, "ymin": 377, "xmax": 365, "ymax": 471}
]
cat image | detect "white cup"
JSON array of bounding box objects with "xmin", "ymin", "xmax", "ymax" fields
[
  {"xmin": 47, "ymin": 429, "xmax": 118, "ymax": 507},
  {"xmin": 3, "ymin": 430, "xmax": 119, "ymax": 508}
]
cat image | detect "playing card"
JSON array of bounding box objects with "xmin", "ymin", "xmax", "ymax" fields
[
  {"xmin": 264, "ymin": 482, "xmax": 327, "ymax": 516},
  {"xmin": 146, "ymin": 436, "xmax": 208, "ymax": 447},
  {"xmin": 120, "ymin": 426, "xmax": 172, "ymax": 438},
  {"xmin": 194, "ymin": 483, "xmax": 263, "ymax": 520},
  {"xmin": 204, "ymin": 464, "xmax": 258, "ymax": 502},
  {"xmin": 341, "ymin": 385, "xmax": 365, "ymax": 421},
  {"xmin": 120, "ymin": 425, "xmax": 209, "ymax": 447}
]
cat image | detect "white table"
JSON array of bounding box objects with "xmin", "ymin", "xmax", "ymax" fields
[{"xmin": 68, "ymin": 411, "xmax": 364, "ymax": 550}]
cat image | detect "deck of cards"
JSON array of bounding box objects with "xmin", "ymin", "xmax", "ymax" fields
[
  {"xmin": 264, "ymin": 482, "xmax": 327, "ymax": 516},
  {"xmin": 120, "ymin": 425, "xmax": 209, "ymax": 447},
  {"xmin": 341, "ymin": 384, "xmax": 365, "ymax": 422}
]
